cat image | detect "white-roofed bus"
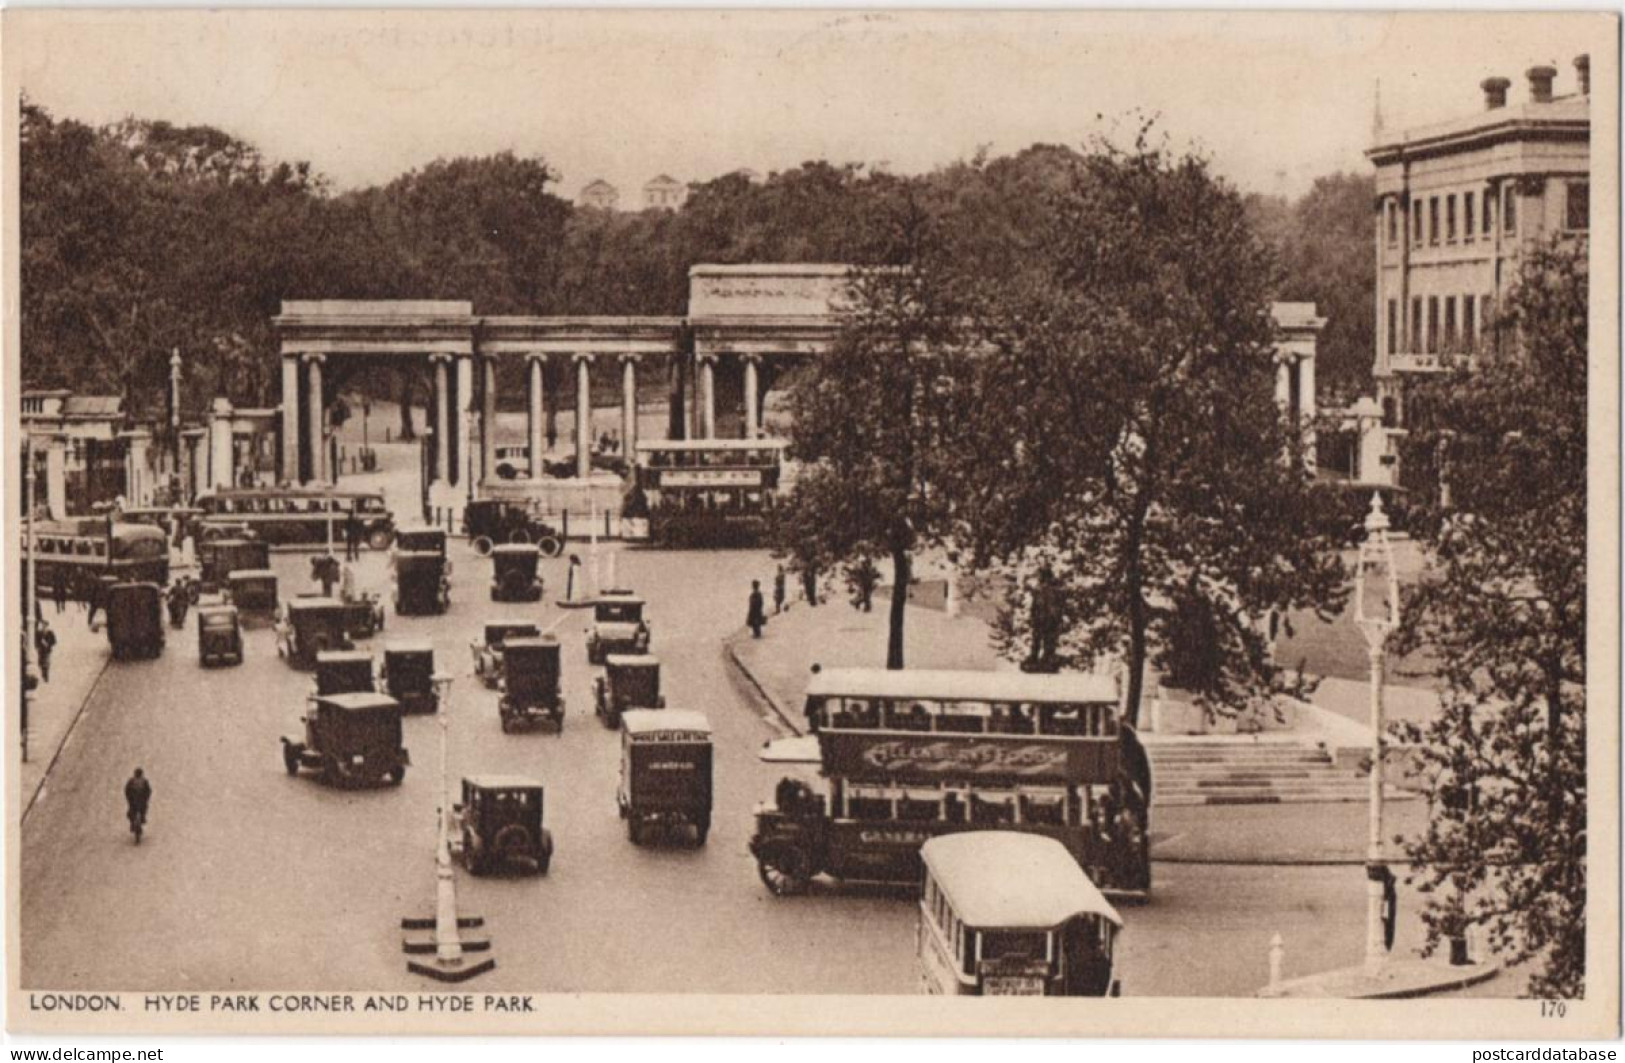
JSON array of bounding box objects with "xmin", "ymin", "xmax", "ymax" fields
[{"xmin": 917, "ymin": 832, "xmax": 1122, "ymax": 997}]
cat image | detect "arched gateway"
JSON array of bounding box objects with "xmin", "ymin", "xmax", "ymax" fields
[
  {"xmin": 274, "ymin": 263, "xmax": 1321, "ymax": 518},
  {"xmin": 274, "ymin": 264, "xmax": 851, "ymax": 516}
]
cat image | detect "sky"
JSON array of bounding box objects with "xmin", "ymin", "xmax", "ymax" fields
[{"xmin": 6, "ymin": 9, "xmax": 1608, "ymax": 203}]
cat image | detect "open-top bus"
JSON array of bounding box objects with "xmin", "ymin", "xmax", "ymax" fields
[
  {"xmin": 195, "ymin": 488, "xmax": 394, "ymax": 549},
  {"xmin": 918, "ymin": 832, "xmax": 1123, "ymax": 996},
  {"xmin": 23, "ymin": 518, "xmax": 171, "ymax": 602},
  {"xmin": 631, "ymin": 439, "xmax": 790, "ymax": 548},
  {"xmin": 749, "ymin": 667, "xmax": 1151, "ymax": 899}
]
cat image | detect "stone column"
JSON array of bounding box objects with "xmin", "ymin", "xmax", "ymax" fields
[
  {"xmin": 210, "ymin": 398, "xmax": 235, "ymax": 490},
  {"xmin": 575, "ymin": 354, "xmax": 592, "ymax": 481},
  {"xmin": 527, "ymin": 355, "xmax": 546, "ymax": 479},
  {"xmin": 433, "ymin": 355, "xmax": 450, "ymax": 488},
  {"xmin": 1298, "ymin": 352, "xmax": 1317, "ymax": 470},
  {"xmin": 125, "ymin": 432, "xmax": 152, "ymax": 505},
  {"xmin": 455, "ymin": 354, "xmax": 473, "ymax": 489},
  {"xmin": 621, "ymin": 355, "xmax": 638, "ymax": 457},
  {"xmin": 742, "ymin": 355, "xmax": 760, "ymax": 439},
  {"xmin": 188, "ymin": 434, "xmax": 207, "ymax": 501},
  {"xmin": 281, "ymin": 355, "xmax": 301, "ymax": 485},
  {"xmin": 481, "ymin": 356, "xmax": 498, "ymax": 486},
  {"xmin": 45, "ymin": 438, "xmax": 67, "ymax": 520},
  {"xmin": 1275, "ymin": 357, "xmax": 1292, "ymax": 412},
  {"xmin": 305, "ymin": 354, "xmax": 326, "ymax": 485},
  {"xmin": 699, "ymin": 354, "xmax": 717, "ymax": 440}
]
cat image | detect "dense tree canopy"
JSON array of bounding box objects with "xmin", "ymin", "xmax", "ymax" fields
[{"xmin": 1392, "ymin": 240, "xmax": 1588, "ymax": 998}]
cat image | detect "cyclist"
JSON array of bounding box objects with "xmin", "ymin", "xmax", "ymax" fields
[{"xmin": 124, "ymin": 768, "xmax": 152, "ymax": 842}]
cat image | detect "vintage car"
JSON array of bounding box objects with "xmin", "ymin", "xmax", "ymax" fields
[
  {"xmin": 103, "ymin": 582, "xmax": 165, "ymax": 661},
  {"xmin": 313, "ymin": 649, "xmax": 376, "ymax": 697},
  {"xmin": 489, "ymin": 544, "xmax": 544, "ymax": 603},
  {"xmin": 462, "ymin": 499, "xmax": 564, "ymax": 558},
  {"xmin": 392, "ymin": 551, "xmax": 450, "ymax": 616},
  {"xmin": 339, "ymin": 584, "xmax": 386, "ymax": 640},
  {"xmin": 594, "ymin": 654, "xmax": 665, "ymax": 729},
  {"xmin": 452, "ymin": 776, "xmax": 552, "ymax": 875},
  {"xmin": 497, "ymin": 636, "xmax": 564, "ymax": 734},
  {"xmin": 393, "ymin": 526, "xmax": 448, "ymax": 559},
  {"xmin": 381, "ymin": 640, "xmax": 440, "ymax": 714},
  {"xmin": 470, "ymin": 620, "xmax": 540, "ymax": 689},
  {"xmin": 281, "ymin": 692, "xmax": 408, "ymax": 786},
  {"xmin": 198, "ymin": 538, "xmax": 270, "ymax": 597},
  {"xmin": 618, "ymin": 709, "xmax": 713, "ymax": 846},
  {"xmin": 196, "ymin": 604, "xmax": 243, "ymax": 667},
  {"xmin": 276, "ymin": 597, "xmax": 354, "ymax": 670},
  {"xmin": 227, "ymin": 568, "xmax": 279, "ymax": 615},
  {"xmin": 585, "ymin": 593, "xmax": 651, "ymax": 664}
]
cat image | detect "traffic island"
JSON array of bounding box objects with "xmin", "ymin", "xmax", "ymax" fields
[
  {"xmin": 1259, "ymin": 955, "xmax": 1500, "ymax": 999},
  {"xmin": 401, "ymin": 914, "xmax": 496, "ymax": 983}
]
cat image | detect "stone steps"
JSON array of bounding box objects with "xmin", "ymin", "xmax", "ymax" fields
[{"xmin": 1146, "ymin": 738, "xmax": 1404, "ymax": 807}]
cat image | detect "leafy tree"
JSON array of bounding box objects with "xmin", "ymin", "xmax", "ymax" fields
[
  {"xmin": 960, "ymin": 132, "xmax": 1347, "ymax": 727},
  {"xmin": 1392, "ymin": 240, "xmax": 1587, "ymax": 997},
  {"xmin": 773, "ymin": 201, "xmax": 977, "ymax": 668}
]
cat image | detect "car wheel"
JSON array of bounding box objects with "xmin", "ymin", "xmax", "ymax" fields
[
  {"xmin": 472, "ymin": 536, "xmax": 494, "ymax": 557},
  {"xmin": 507, "ymin": 528, "xmax": 531, "ymax": 545},
  {"xmin": 536, "ymin": 535, "xmax": 563, "ymax": 558},
  {"xmin": 283, "ymin": 745, "xmax": 301, "ymax": 776},
  {"xmin": 537, "ymin": 829, "xmax": 553, "ymax": 875},
  {"xmin": 500, "ymin": 715, "xmax": 515, "ymax": 735},
  {"xmin": 368, "ymin": 529, "xmax": 393, "ymax": 551},
  {"xmin": 627, "ymin": 818, "xmax": 642, "ymax": 845},
  {"xmin": 387, "ymin": 765, "xmax": 406, "ymax": 785},
  {"xmin": 757, "ymin": 844, "xmax": 812, "ymax": 897}
]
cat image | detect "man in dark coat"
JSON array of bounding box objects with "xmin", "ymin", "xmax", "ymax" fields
[
  {"xmin": 747, "ymin": 580, "xmax": 767, "ymax": 639},
  {"xmin": 344, "ymin": 509, "xmax": 362, "ymax": 561},
  {"xmin": 124, "ymin": 768, "xmax": 152, "ymax": 832},
  {"xmin": 773, "ymin": 566, "xmax": 787, "ymax": 615}
]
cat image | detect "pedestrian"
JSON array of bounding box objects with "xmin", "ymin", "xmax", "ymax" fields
[
  {"xmin": 52, "ymin": 576, "xmax": 67, "ymax": 615},
  {"xmin": 313, "ymin": 554, "xmax": 338, "ymax": 597},
  {"xmin": 34, "ymin": 620, "xmax": 55, "ymax": 683},
  {"xmin": 773, "ymin": 566, "xmax": 787, "ymax": 615},
  {"xmin": 339, "ymin": 560, "xmax": 356, "ymax": 602},
  {"xmin": 86, "ymin": 577, "xmax": 106, "ymax": 631},
  {"xmin": 344, "ymin": 507, "xmax": 361, "ymax": 562},
  {"xmin": 850, "ymin": 558, "xmax": 878, "ymax": 613},
  {"xmin": 801, "ymin": 565, "xmax": 819, "ymax": 607},
  {"xmin": 124, "ymin": 767, "xmax": 152, "ymax": 839},
  {"xmin": 747, "ymin": 580, "xmax": 767, "ymax": 639}
]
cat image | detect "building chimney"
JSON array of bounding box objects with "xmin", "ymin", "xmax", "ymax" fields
[
  {"xmin": 1481, "ymin": 76, "xmax": 1511, "ymax": 110},
  {"xmin": 1526, "ymin": 65, "xmax": 1557, "ymax": 104},
  {"xmin": 1574, "ymin": 54, "xmax": 1590, "ymax": 96}
]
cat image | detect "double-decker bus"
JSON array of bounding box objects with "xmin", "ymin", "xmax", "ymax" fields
[
  {"xmin": 23, "ymin": 518, "xmax": 171, "ymax": 601},
  {"xmin": 195, "ymin": 488, "xmax": 395, "ymax": 549},
  {"xmin": 631, "ymin": 439, "xmax": 790, "ymax": 548},
  {"xmin": 748, "ymin": 668, "xmax": 1152, "ymax": 900}
]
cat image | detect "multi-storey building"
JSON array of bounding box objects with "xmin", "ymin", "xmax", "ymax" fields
[
  {"xmin": 580, "ymin": 179, "xmax": 619, "ymax": 211},
  {"xmin": 643, "ymin": 174, "xmax": 687, "ymax": 211},
  {"xmin": 1363, "ymin": 57, "xmax": 1590, "ymax": 483}
]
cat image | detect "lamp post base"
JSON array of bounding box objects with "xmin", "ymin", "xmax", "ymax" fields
[{"xmin": 402, "ymin": 915, "xmax": 495, "ymax": 981}]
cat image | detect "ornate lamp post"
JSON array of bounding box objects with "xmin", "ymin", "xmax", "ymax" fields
[
  {"xmin": 1354, "ymin": 492, "xmax": 1401, "ymax": 975},
  {"xmin": 23, "ymin": 436, "xmax": 38, "ymax": 763},
  {"xmin": 403, "ymin": 671, "xmax": 494, "ymax": 980}
]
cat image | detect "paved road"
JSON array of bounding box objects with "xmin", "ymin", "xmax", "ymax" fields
[{"xmin": 18, "ymin": 444, "xmax": 1520, "ymax": 997}]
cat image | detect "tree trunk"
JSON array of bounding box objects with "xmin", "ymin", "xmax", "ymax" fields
[
  {"xmin": 398, "ymin": 368, "xmax": 416, "ymax": 441},
  {"xmin": 1122, "ymin": 513, "xmax": 1149, "ymax": 729},
  {"xmin": 887, "ymin": 549, "xmax": 911, "ymax": 670}
]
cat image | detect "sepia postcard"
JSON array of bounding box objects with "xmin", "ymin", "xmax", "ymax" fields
[{"xmin": 1, "ymin": 8, "xmax": 1617, "ymax": 1040}]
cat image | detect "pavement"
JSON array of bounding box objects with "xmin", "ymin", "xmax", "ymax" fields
[
  {"xmin": 20, "ymin": 598, "xmax": 117, "ymax": 821},
  {"xmin": 15, "ymin": 438, "xmax": 1521, "ymax": 999}
]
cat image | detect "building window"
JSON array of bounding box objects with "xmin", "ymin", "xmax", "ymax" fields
[
  {"xmin": 1386, "ymin": 202, "xmax": 1398, "ymax": 247},
  {"xmin": 1427, "ymin": 297, "xmax": 1440, "ymax": 354},
  {"xmin": 1483, "ymin": 187, "xmax": 1494, "ymax": 234},
  {"xmin": 1504, "ymin": 186, "xmax": 1517, "ymax": 234},
  {"xmin": 1464, "ymin": 192, "xmax": 1476, "ymax": 241},
  {"xmin": 1387, "ymin": 299, "xmax": 1398, "ymax": 355},
  {"xmin": 1429, "ymin": 197, "xmax": 1440, "ymax": 245},
  {"xmin": 1444, "ymin": 296, "xmax": 1457, "ymax": 351},
  {"xmin": 1414, "ymin": 205, "xmax": 1424, "ymax": 246},
  {"xmin": 1446, "ymin": 196, "xmax": 1457, "ymax": 242},
  {"xmin": 1411, "ymin": 297, "xmax": 1423, "ymax": 352},
  {"xmin": 1566, "ymin": 182, "xmax": 1589, "ymax": 231},
  {"xmin": 1463, "ymin": 295, "xmax": 1477, "ymax": 350}
]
